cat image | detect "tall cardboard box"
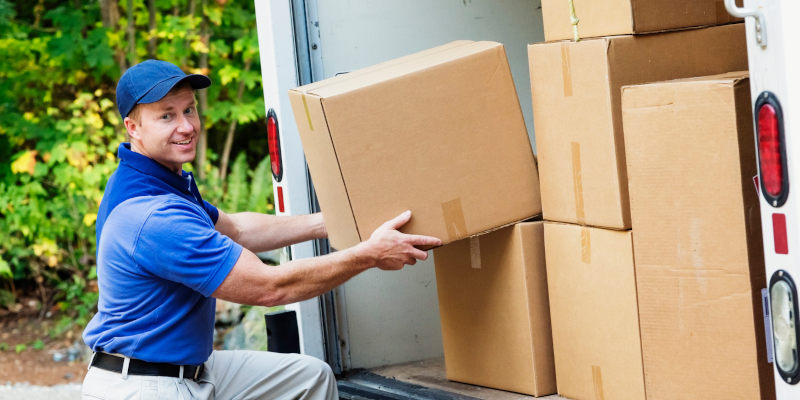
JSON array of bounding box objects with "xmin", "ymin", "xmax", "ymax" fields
[
  {"xmin": 544, "ymin": 222, "xmax": 644, "ymax": 400},
  {"xmin": 622, "ymin": 72, "xmax": 775, "ymax": 400},
  {"xmin": 541, "ymin": 0, "xmax": 740, "ymax": 42},
  {"xmin": 433, "ymin": 221, "xmax": 556, "ymax": 397},
  {"xmin": 289, "ymin": 41, "xmax": 541, "ymax": 250},
  {"xmin": 529, "ymin": 23, "xmax": 747, "ymax": 230}
]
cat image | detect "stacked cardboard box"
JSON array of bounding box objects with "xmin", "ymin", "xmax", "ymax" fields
[
  {"xmin": 529, "ymin": 4, "xmax": 753, "ymax": 398},
  {"xmin": 433, "ymin": 221, "xmax": 556, "ymax": 397},
  {"xmin": 622, "ymin": 72, "xmax": 774, "ymax": 400}
]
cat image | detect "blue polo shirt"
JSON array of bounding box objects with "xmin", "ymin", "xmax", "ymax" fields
[{"xmin": 83, "ymin": 143, "xmax": 243, "ymax": 365}]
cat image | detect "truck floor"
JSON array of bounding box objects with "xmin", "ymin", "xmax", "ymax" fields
[{"xmin": 338, "ymin": 358, "xmax": 564, "ymax": 400}]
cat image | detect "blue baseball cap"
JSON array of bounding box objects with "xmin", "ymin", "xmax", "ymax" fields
[{"xmin": 116, "ymin": 60, "xmax": 211, "ymax": 118}]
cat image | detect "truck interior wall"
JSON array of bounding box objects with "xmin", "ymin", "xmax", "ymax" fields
[{"xmin": 311, "ymin": 0, "xmax": 546, "ymax": 369}]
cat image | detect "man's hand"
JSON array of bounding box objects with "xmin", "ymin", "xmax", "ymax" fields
[{"xmin": 357, "ymin": 211, "xmax": 442, "ymax": 271}]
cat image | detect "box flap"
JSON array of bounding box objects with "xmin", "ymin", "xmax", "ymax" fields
[
  {"xmin": 292, "ymin": 40, "xmax": 475, "ymax": 95},
  {"xmin": 302, "ymin": 42, "xmax": 502, "ymax": 99},
  {"xmin": 288, "ymin": 91, "xmax": 361, "ymax": 249}
]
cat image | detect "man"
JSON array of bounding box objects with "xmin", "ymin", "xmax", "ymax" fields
[{"xmin": 82, "ymin": 60, "xmax": 441, "ymax": 399}]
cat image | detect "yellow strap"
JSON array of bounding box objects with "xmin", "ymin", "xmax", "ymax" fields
[{"xmin": 568, "ymin": 0, "xmax": 580, "ymax": 42}]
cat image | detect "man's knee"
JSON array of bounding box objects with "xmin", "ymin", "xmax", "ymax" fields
[{"xmin": 295, "ymin": 355, "xmax": 334, "ymax": 381}]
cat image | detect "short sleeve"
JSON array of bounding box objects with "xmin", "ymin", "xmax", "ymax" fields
[
  {"xmin": 133, "ymin": 199, "xmax": 242, "ymax": 297},
  {"xmin": 203, "ymin": 200, "xmax": 219, "ymax": 225}
]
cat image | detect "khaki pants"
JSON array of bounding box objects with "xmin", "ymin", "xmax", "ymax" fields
[{"xmin": 81, "ymin": 350, "xmax": 338, "ymax": 400}]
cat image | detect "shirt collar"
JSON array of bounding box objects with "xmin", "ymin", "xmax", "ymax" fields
[{"xmin": 117, "ymin": 143, "xmax": 201, "ymax": 200}]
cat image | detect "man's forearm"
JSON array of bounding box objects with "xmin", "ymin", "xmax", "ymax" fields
[
  {"xmin": 229, "ymin": 212, "xmax": 326, "ymax": 253},
  {"xmin": 212, "ymin": 242, "xmax": 375, "ymax": 307}
]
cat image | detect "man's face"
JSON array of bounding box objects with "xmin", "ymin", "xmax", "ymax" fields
[{"xmin": 124, "ymin": 87, "xmax": 200, "ymax": 174}]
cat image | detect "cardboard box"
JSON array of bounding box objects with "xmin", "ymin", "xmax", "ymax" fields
[
  {"xmin": 622, "ymin": 72, "xmax": 775, "ymax": 400},
  {"xmin": 529, "ymin": 23, "xmax": 747, "ymax": 230},
  {"xmin": 289, "ymin": 41, "xmax": 541, "ymax": 250},
  {"xmin": 541, "ymin": 0, "xmax": 740, "ymax": 42},
  {"xmin": 544, "ymin": 222, "xmax": 644, "ymax": 400},
  {"xmin": 433, "ymin": 221, "xmax": 556, "ymax": 397}
]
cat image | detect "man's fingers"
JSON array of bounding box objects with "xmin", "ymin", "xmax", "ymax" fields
[
  {"xmin": 381, "ymin": 210, "xmax": 412, "ymax": 230},
  {"xmin": 410, "ymin": 248, "xmax": 429, "ymax": 260},
  {"xmin": 404, "ymin": 234, "xmax": 442, "ymax": 248}
]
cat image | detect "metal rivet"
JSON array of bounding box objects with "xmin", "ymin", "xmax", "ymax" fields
[
  {"xmin": 780, "ymin": 271, "xmax": 784, "ymax": 277},
  {"xmin": 312, "ymin": 44, "xmax": 318, "ymax": 50}
]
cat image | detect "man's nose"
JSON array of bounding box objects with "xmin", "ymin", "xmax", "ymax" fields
[{"xmin": 176, "ymin": 114, "xmax": 194, "ymax": 133}]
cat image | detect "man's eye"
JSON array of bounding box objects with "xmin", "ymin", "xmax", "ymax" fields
[
  {"xmin": 184, "ymin": 107, "xmax": 195, "ymax": 115},
  {"xmin": 161, "ymin": 114, "xmax": 171, "ymax": 120}
]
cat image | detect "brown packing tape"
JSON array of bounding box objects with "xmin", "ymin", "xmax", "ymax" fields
[
  {"xmin": 469, "ymin": 237, "xmax": 481, "ymax": 269},
  {"xmin": 571, "ymin": 142, "xmax": 586, "ymax": 225},
  {"xmin": 561, "ymin": 42, "xmax": 573, "ymax": 97},
  {"xmin": 442, "ymin": 198, "xmax": 468, "ymax": 242},
  {"xmin": 302, "ymin": 94, "xmax": 314, "ymax": 131},
  {"xmin": 592, "ymin": 365, "xmax": 605, "ymax": 400},
  {"xmin": 581, "ymin": 227, "xmax": 591, "ymax": 264}
]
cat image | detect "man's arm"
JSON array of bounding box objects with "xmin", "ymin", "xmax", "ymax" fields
[
  {"xmin": 214, "ymin": 210, "xmax": 326, "ymax": 253},
  {"xmin": 212, "ymin": 211, "xmax": 441, "ymax": 306}
]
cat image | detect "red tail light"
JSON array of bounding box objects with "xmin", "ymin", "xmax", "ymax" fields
[
  {"xmin": 267, "ymin": 109, "xmax": 283, "ymax": 182},
  {"xmin": 756, "ymin": 92, "xmax": 787, "ymax": 207}
]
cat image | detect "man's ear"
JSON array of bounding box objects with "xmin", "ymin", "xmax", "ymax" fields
[{"xmin": 124, "ymin": 117, "xmax": 140, "ymax": 141}]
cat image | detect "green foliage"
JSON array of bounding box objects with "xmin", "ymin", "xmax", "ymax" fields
[
  {"xmin": 0, "ymin": 343, "xmax": 7, "ymax": 352},
  {"xmin": 0, "ymin": 0, "xmax": 274, "ymax": 330},
  {"xmin": 15, "ymin": 344, "xmax": 26, "ymax": 353},
  {"xmin": 205, "ymin": 153, "xmax": 274, "ymax": 215},
  {"xmin": 32, "ymin": 339, "xmax": 44, "ymax": 350}
]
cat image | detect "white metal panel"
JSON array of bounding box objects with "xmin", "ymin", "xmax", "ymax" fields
[
  {"xmin": 342, "ymin": 255, "xmax": 444, "ymax": 369},
  {"xmin": 314, "ymin": 0, "xmax": 544, "ymax": 152},
  {"xmin": 307, "ymin": 0, "xmax": 545, "ymax": 369},
  {"xmin": 254, "ymin": 0, "xmax": 325, "ymax": 361},
  {"xmin": 741, "ymin": 0, "xmax": 800, "ymax": 396}
]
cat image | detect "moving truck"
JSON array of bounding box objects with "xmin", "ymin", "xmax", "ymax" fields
[{"xmin": 253, "ymin": 0, "xmax": 786, "ymax": 398}]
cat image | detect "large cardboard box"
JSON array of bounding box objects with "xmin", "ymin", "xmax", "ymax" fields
[
  {"xmin": 622, "ymin": 72, "xmax": 775, "ymax": 400},
  {"xmin": 541, "ymin": 0, "xmax": 740, "ymax": 42},
  {"xmin": 544, "ymin": 222, "xmax": 644, "ymax": 400},
  {"xmin": 289, "ymin": 41, "xmax": 541, "ymax": 250},
  {"xmin": 433, "ymin": 221, "xmax": 556, "ymax": 397},
  {"xmin": 529, "ymin": 24, "xmax": 747, "ymax": 230}
]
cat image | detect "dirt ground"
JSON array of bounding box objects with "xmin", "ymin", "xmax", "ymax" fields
[{"xmin": 0, "ymin": 313, "xmax": 88, "ymax": 386}]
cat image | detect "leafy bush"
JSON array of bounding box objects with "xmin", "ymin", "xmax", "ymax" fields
[{"xmin": 0, "ymin": 0, "xmax": 274, "ymax": 329}]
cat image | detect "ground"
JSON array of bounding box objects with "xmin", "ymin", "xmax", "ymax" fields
[{"xmin": 0, "ymin": 313, "xmax": 88, "ymax": 386}]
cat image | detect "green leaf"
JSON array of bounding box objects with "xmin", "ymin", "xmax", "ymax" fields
[
  {"xmin": 15, "ymin": 344, "xmax": 26, "ymax": 353},
  {"xmin": 32, "ymin": 339, "xmax": 44, "ymax": 350},
  {"xmin": 0, "ymin": 258, "xmax": 11, "ymax": 279}
]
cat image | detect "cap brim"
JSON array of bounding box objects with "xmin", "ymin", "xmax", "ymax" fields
[{"xmin": 137, "ymin": 74, "xmax": 212, "ymax": 105}]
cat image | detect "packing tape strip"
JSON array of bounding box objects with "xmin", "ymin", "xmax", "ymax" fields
[
  {"xmin": 561, "ymin": 43, "xmax": 574, "ymax": 97},
  {"xmin": 592, "ymin": 365, "xmax": 605, "ymax": 400},
  {"xmin": 469, "ymin": 237, "xmax": 481, "ymax": 269},
  {"xmin": 442, "ymin": 198, "xmax": 468, "ymax": 243},
  {"xmin": 571, "ymin": 142, "xmax": 586, "ymax": 225},
  {"xmin": 581, "ymin": 227, "xmax": 591, "ymax": 264},
  {"xmin": 302, "ymin": 94, "xmax": 314, "ymax": 131}
]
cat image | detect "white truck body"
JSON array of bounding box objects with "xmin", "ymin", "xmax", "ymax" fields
[{"xmin": 729, "ymin": 0, "xmax": 800, "ymax": 397}]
